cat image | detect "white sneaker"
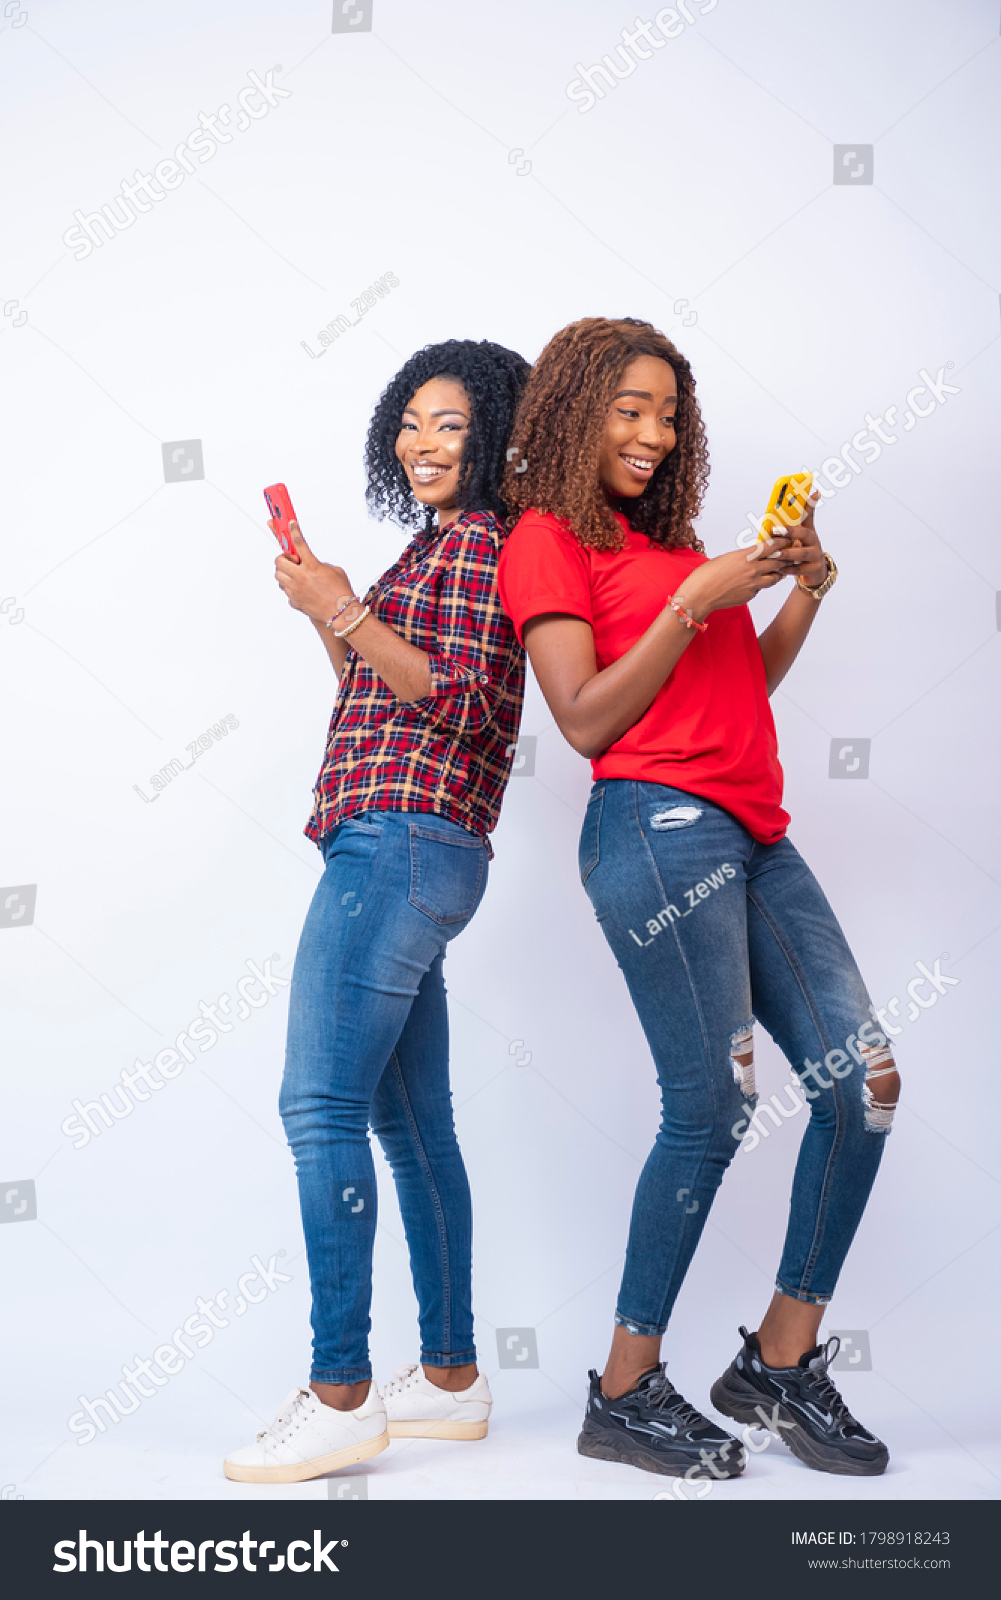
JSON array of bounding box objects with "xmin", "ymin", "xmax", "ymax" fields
[
  {"xmin": 223, "ymin": 1383, "xmax": 389, "ymax": 1483},
  {"xmin": 383, "ymin": 1362, "xmax": 492, "ymax": 1440}
]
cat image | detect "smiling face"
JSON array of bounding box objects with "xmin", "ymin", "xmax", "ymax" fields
[
  {"xmin": 394, "ymin": 376, "xmax": 470, "ymax": 527},
  {"xmin": 597, "ymin": 354, "xmax": 678, "ymax": 500}
]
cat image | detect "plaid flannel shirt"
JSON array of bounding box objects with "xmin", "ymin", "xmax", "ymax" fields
[{"xmin": 305, "ymin": 510, "xmax": 525, "ymax": 854}]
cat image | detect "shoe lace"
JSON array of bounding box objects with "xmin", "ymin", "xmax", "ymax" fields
[
  {"xmin": 383, "ymin": 1363, "xmax": 420, "ymax": 1399},
  {"xmin": 257, "ymin": 1387, "xmax": 312, "ymax": 1444},
  {"xmin": 805, "ymin": 1338, "xmax": 860, "ymax": 1430},
  {"xmin": 644, "ymin": 1370, "xmax": 709, "ymax": 1431}
]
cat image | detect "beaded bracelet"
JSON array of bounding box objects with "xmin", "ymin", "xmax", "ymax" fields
[
  {"xmin": 333, "ymin": 605, "xmax": 371, "ymax": 640},
  {"xmin": 325, "ymin": 594, "xmax": 361, "ymax": 630},
  {"xmin": 666, "ymin": 595, "xmax": 708, "ymax": 633}
]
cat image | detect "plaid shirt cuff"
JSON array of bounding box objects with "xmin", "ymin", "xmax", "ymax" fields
[{"xmin": 414, "ymin": 653, "xmax": 492, "ymax": 735}]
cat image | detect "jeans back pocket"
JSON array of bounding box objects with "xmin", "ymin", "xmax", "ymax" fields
[
  {"xmin": 578, "ymin": 786, "xmax": 605, "ymax": 888},
  {"xmin": 408, "ymin": 825, "xmax": 488, "ymax": 926}
]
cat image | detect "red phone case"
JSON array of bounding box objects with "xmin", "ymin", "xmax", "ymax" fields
[{"xmin": 263, "ymin": 483, "xmax": 301, "ymax": 563}]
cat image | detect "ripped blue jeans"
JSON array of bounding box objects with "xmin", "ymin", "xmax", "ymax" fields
[{"xmin": 579, "ymin": 781, "xmax": 897, "ymax": 1333}]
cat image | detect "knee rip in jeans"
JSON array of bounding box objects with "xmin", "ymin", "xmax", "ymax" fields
[
  {"xmin": 730, "ymin": 1022, "xmax": 756, "ymax": 1102},
  {"xmin": 861, "ymin": 1040, "xmax": 899, "ymax": 1132}
]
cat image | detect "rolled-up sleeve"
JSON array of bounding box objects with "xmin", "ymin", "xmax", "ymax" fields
[{"xmin": 410, "ymin": 521, "xmax": 515, "ymax": 738}]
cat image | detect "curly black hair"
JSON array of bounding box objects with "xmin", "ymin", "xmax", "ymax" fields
[
  {"xmin": 365, "ymin": 339, "xmax": 531, "ymax": 531},
  {"xmin": 502, "ymin": 317, "xmax": 708, "ymax": 554}
]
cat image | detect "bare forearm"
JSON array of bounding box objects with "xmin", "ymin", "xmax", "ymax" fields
[
  {"xmin": 529, "ymin": 607, "xmax": 697, "ymax": 759},
  {"xmin": 309, "ymin": 607, "xmax": 431, "ymax": 698},
  {"xmin": 757, "ymin": 586, "xmax": 822, "ymax": 694},
  {"xmin": 276, "ymin": 530, "xmax": 430, "ymax": 696},
  {"xmin": 310, "ymin": 617, "xmax": 350, "ymax": 676},
  {"xmin": 344, "ymin": 613, "xmax": 433, "ymax": 701}
]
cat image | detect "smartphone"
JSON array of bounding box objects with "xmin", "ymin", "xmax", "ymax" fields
[
  {"xmin": 263, "ymin": 483, "xmax": 301, "ymax": 563},
  {"xmin": 758, "ymin": 472, "xmax": 813, "ymax": 542}
]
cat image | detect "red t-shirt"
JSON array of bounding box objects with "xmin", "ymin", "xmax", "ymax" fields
[{"xmin": 498, "ymin": 510, "xmax": 789, "ymax": 844}]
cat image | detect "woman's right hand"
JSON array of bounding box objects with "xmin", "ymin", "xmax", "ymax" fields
[{"xmin": 675, "ymin": 536, "xmax": 797, "ymax": 622}]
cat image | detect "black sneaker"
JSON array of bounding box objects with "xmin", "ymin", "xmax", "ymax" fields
[
  {"xmin": 577, "ymin": 1365, "xmax": 745, "ymax": 1479},
  {"xmin": 710, "ymin": 1326, "xmax": 889, "ymax": 1477}
]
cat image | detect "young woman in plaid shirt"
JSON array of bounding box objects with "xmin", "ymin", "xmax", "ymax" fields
[{"xmin": 224, "ymin": 341, "xmax": 529, "ymax": 1483}]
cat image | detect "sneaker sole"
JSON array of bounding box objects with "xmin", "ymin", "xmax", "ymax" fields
[
  {"xmin": 709, "ymin": 1372, "xmax": 888, "ymax": 1477},
  {"xmin": 577, "ymin": 1418, "xmax": 745, "ymax": 1479},
  {"xmin": 222, "ymin": 1427, "xmax": 389, "ymax": 1484},
  {"xmin": 387, "ymin": 1418, "xmax": 488, "ymax": 1440}
]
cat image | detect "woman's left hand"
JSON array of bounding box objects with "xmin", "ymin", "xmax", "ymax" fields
[
  {"xmin": 768, "ymin": 491, "xmax": 827, "ymax": 589},
  {"xmin": 273, "ymin": 522, "xmax": 355, "ymax": 624}
]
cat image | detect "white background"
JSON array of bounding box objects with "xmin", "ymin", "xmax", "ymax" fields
[{"xmin": 1, "ymin": 0, "xmax": 999, "ymax": 1502}]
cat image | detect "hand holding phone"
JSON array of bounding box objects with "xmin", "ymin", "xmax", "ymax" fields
[
  {"xmin": 758, "ymin": 472, "xmax": 813, "ymax": 543},
  {"xmin": 266, "ymin": 488, "xmax": 362, "ymax": 630},
  {"xmin": 263, "ymin": 482, "xmax": 301, "ymax": 564}
]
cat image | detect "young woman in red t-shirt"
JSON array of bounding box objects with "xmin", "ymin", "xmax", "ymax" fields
[{"xmin": 498, "ymin": 317, "xmax": 899, "ymax": 1482}]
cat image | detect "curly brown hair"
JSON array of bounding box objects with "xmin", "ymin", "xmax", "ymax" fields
[{"xmin": 502, "ymin": 317, "xmax": 708, "ymax": 554}]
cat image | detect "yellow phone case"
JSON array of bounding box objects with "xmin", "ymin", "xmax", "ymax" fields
[{"xmin": 758, "ymin": 472, "xmax": 813, "ymax": 541}]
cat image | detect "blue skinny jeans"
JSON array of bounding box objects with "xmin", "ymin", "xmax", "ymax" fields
[
  {"xmin": 579, "ymin": 781, "xmax": 896, "ymax": 1335},
  {"xmin": 279, "ymin": 810, "xmax": 488, "ymax": 1384}
]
